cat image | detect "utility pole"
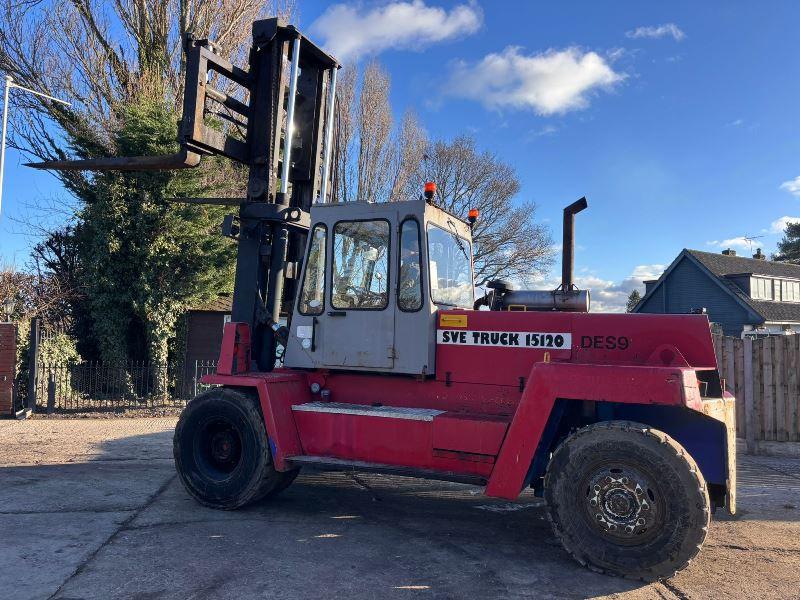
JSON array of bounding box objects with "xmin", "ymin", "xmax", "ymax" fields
[{"xmin": 0, "ymin": 75, "xmax": 71, "ymax": 219}]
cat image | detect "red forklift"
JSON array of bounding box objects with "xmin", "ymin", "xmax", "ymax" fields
[{"xmin": 33, "ymin": 18, "xmax": 736, "ymax": 581}]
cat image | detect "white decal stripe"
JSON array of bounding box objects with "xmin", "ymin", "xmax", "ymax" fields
[{"xmin": 437, "ymin": 330, "xmax": 572, "ymax": 349}]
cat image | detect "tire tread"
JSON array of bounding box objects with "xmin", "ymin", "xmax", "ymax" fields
[
  {"xmin": 173, "ymin": 387, "xmax": 297, "ymax": 509},
  {"xmin": 544, "ymin": 420, "xmax": 710, "ymax": 581}
]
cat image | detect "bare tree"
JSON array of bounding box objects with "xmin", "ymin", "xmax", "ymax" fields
[
  {"xmin": 332, "ymin": 61, "xmax": 425, "ymax": 203},
  {"xmin": 416, "ymin": 136, "xmax": 554, "ymax": 286},
  {"xmin": 356, "ymin": 61, "xmax": 392, "ymax": 202},
  {"xmin": 330, "ymin": 61, "xmax": 552, "ymax": 284},
  {"xmin": 332, "ymin": 65, "xmax": 357, "ymax": 204},
  {"xmin": 0, "ymin": 261, "xmax": 73, "ymax": 326},
  {"xmin": 0, "ymin": 1, "xmax": 295, "ymax": 369},
  {"xmin": 387, "ymin": 110, "xmax": 426, "ymax": 200},
  {"xmin": 0, "ymin": 0, "xmax": 294, "ymax": 177}
]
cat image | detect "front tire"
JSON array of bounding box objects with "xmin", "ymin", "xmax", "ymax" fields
[
  {"xmin": 173, "ymin": 387, "xmax": 298, "ymax": 509},
  {"xmin": 544, "ymin": 421, "xmax": 710, "ymax": 581}
]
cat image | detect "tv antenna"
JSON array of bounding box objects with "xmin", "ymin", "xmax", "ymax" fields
[{"xmin": 742, "ymin": 235, "xmax": 765, "ymax": 253}]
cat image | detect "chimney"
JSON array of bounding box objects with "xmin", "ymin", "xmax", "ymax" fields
[
  {"xmin": 721, "ymin": 248, "xmax": 737, "ymax": 256},
  {"xmin": 753, "ymin": 248, "xmax": 766, "ymax": 260}
]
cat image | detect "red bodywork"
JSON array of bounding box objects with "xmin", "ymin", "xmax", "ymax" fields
[{"xmin": 203, "ymin": 311, "xmax": 736, "ymax": 504}]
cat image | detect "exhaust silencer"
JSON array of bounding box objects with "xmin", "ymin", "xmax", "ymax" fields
[{"xmin": 498, "ymin": 289, "xmax": 590, "ymax": 312}]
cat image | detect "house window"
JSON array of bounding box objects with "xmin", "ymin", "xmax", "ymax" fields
[
  {"xmin": 752, "ymin": 277, "xmax": 772, "ymax": 300},
  {"xmin": 783, "ymin": 280, "xmax": 800, "ymax": 302},
  {"xmin": 752, "ymin": 277, "xmax": 800, "ymax": 302}
]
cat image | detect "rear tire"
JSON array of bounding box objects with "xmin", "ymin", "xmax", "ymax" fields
[
  {"xmin": 544, "ymin": 421, "xmax": 709, "ymax": 581},
  {"xmin": 173, "ymin": 387, "xmax": 297, "ymax": 509}
]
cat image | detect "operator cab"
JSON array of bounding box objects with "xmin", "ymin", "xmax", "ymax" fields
[{"xmin": 284, "ymin": 199, "xmax": 474, "ymax": 375}]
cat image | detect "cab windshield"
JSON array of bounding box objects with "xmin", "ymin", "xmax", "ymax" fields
[{"xmin": 427, "ymin": 223, "xmax": 473, "ymax": 308}]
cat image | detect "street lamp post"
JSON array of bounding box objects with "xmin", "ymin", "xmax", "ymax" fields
[
  {"xmin": 0, "ymin": 75, "xmax": 71, "ymax": 219},
  {"xmin": 2, "ymin": 297, "xmax": 14, "ymax": 322}
]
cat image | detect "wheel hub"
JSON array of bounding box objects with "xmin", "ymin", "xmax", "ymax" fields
[
  {"xmin": 586, "ymin": 467, "xmax": 657, "ymax": 539},
  {"xmin": 211, "ymin": 431, "xmax": 237, "ymax": 463},
  {"xmin": 196, "ymin": 417, "xmax": 243, "ymax": 478}
]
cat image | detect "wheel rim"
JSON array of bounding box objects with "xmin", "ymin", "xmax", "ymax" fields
[
  {"xmin": 580, "ymin": 463, "xmax": 664, "ymax": 545},
  {"xmin": 194, "ymin": 416, "xmax": 243, "ymax": 481}
]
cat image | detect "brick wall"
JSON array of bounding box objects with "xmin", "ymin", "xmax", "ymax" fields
[{"xmin": 0, "ymin": 323, "xmax": 17, "ymax": 416}]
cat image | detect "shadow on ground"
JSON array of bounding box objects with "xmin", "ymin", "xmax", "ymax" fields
[
  {"xmin": 3, "ymin": 423, "xmax": 800, "ymax": 599},
  {"xmin": 0, "ymin": 426, "xmax": 649, "ymax": 599}
]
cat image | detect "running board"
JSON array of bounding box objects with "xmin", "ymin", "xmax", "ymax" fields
[
  {"xmin": 286, "ymin": 455, "xmax": 488, "ymax": 486},
  {"xmin": 292, "ymin": 401, "xmax": 444, "ymax": 421}
]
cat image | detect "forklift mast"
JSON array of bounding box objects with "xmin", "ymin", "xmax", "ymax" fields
[{"xmin": 30, "ymin": 18, "xmax": 340, "ymax": 371}]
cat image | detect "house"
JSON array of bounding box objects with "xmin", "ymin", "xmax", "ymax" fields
[{"xmin": 634, "ymin": 248, "xmax": 800, "ymax": 338}]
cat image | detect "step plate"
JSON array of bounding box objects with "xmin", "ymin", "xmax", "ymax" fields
[{"xmin": 292, "ymin": 402, "xmax": 444, "ymax": 422}]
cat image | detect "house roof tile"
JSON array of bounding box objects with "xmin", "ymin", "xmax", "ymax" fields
[
  {"xmin": 686, "ymin": 249, "xmax": 800, "ymax": 279},
  {"xmin": 189, "ymin": 295, "xmax": 232, "ymax": 313}
]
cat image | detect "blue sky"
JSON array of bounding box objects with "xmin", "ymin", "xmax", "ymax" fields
[{"xmin": 2, "ymin": 1, "xmax": 799, "ymax": 311}]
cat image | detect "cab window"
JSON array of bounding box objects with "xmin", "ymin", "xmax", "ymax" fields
[
  {"xmin": 332, "ymin": 220, "xmax": 390, "ymax": 309},
  {"xmin": 427, "ymin": 223, "xmax": 473, "ymax": 308},
  {"xmin": 298, "ymin": 224, "xmax": 327, "ymax": 315},
  {"xmin": 398, "ymin": 219, "xmax": 423, "ymax": 311}
]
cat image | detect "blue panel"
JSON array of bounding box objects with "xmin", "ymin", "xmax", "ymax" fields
[
  {"xmin": 608, "ymin": 404, "xmax": 727, "ymax": 485},
  {"xmin": 637, "ymin": 256, "xmax": 759, "ymax": 336}
]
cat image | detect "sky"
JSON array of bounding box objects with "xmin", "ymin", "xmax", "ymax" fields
[{"xmin": 1, "ymin": 0, "xmax": 799, "ymax": 311}]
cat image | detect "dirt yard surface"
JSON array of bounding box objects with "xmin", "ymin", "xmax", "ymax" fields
[{"xmin": 1, "ymin": 418, "xmax": 799, "ymax": 600}]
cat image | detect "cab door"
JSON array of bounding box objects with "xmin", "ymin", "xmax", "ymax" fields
[{"xmin": 322, "ymin": 216, "xmax": 395, "ymax": 369}]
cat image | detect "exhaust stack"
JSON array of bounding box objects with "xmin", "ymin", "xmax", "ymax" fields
[{"xmin": 561, "ymin": 197, "xmax": 588, "ymax": 291}]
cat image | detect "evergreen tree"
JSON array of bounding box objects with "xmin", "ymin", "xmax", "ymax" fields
[
  {"xmin": 79, "ymin": 102, "xmax": 235, "ymax": 370},
  {"xmin": 774, "ymin": 221, "xmax": 800, "ymax": 264},
  {"xmin": 626, "ymin": 289, "xmax": 642, "ymax": 312}
]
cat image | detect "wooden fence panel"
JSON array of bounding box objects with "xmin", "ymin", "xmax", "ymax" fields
[
  {"xmin": 743, "ymin": 337, "xmax": 757, "ymax": 451},
  {"xmin": 754, "ymin": 341, "xmax": 764, "ymax": 440},
  {"xmin": 707, "ymin": 334, "xmax": 800, "ymax": 444},
  {"xmin": 763, "ymin": 338, "xmax": 774, "ymax": 441},
  {"xmin": 775, "ymin": 337, "xmax": 787, "ymax": 441},
  {"xmin": 789, "ymin": 335, "xmax": 800, "ymax": 441},
  {"xmin": 734, "ymin": 338, "xmax": 745, "ymax": 439}
]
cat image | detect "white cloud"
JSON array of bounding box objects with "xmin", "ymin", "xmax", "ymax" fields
[
  {"xmin": 771, "ymin": 216, "xmax": 800, "ymax": 234},
  {"xmin": 309, "ymin": 1, "xmax": 482, "ymax": 62},
  {"xmin": 625, "ymin": 23, "xmax": 686, "ymax": 41},
  {"xmin": 446, "ymin": 46, "xmax": 624, "ymax": 115},
  {"xmin": 530, "ymin": 124, "xmax": 559, "ymax": 138},
  {"xmin": 780, "ymin": 176, "xmax": 800, "ymax": 197},
  {"xmin": 576, "ymin": 264, "xmax": 666, "ymax": 313},
  {"xmin": 629, "ymin": 264, "xmax": 666, "ymax": 281},
  {"xmin": 706, "ymin": 237, "xmax": 753, "ymax": 250}
]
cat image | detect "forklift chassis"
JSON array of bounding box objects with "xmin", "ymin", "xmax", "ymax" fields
[{"xmin": 184, "ymin": 304, "xmax": 735, "ymax": 581}]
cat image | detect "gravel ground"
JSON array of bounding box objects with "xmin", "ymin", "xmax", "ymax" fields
[{"xmin": 1, "ymin": 417, "xmax": 799, "ymax": 600}]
